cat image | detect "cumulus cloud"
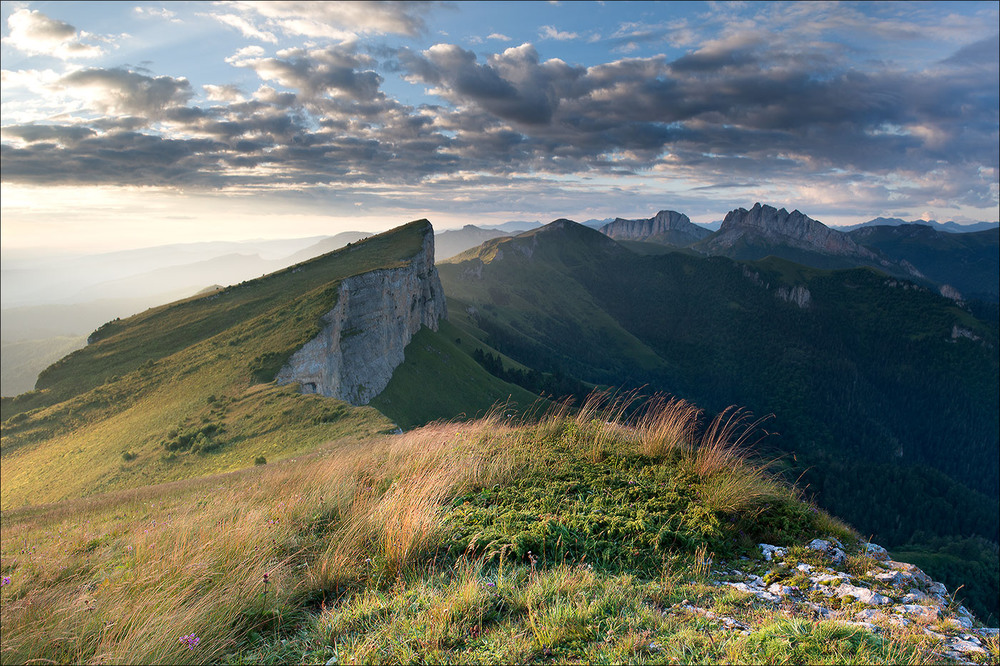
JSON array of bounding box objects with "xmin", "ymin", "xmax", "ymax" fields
[
  {"xmin": 400, "ymin": 42, "xmax": 583, "ymax": 125},
  {"xmin": 3, "ymin": 8, "xmax": 107, "ymax": 59},
  {"xmin": 203, "ymin": 84, "xmax": 246, "ymax": 102},
  {"xmin": 1, "ymin": 4, "xmax": 996, "ymax": 221},
  {"xmin": 231, "ymin": 44, "xmax": 383, "ymax": 102},
  {"xmin": 55, "ymin": 68, "xmax": 194, "ymax": 118}
]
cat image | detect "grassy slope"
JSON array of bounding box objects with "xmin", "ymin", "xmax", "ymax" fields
[
  {"xmin": 850, "ymin": 226, "xmax": 999, "ymax": 301},
  {"xmin": 5, "ymin": 219, "xmax": 429, "ymax": 418},
  {"xmin": 7, "ymin": 401, "xmax": 974, "ymax": 665},
  {"xmin": 371, "ymin": 320, "xmax": 541, "ymax": 430},
  {"xmin": 0, "ymin": 221, "xmax": 440, "ymax": 507},
  {"xmin": 441, "ymin": 223, "xmax": 671, "ymax": 388},
  {"xmin": 438, "ymin": 220, "xmax": 1000, "ymax": 622}
]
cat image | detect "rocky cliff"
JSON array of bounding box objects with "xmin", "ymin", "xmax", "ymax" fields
[
  {"xmin": 706, "ymin": 203, "xmax": 882, "ymax": 259},
  {"xmin": 275, "ymin": 222, "xmax": 447, "ymax": 405},
  {"xmin": 600, "ymin": 209, "xmax": 712, "ymax": 247}
]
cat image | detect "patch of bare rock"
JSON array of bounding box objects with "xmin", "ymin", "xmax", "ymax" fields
[{"xmin": 675, "ymin": 536, "xmax": 995, "ymax": 664}]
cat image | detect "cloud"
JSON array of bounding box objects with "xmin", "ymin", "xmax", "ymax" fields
[
  {"xmin": 400, "ymin": 42, "xmax": 583, "ymax": 125},
  {"xmin": 0, "ymin": 131, "xmax": 225, "ymax": 186},
  {"xmin": 488, "ymin": 33, "xmax": 511, "ymax": 41},
  {"xmin": 1, "ymin": 124, "xmax": 96, "ymax": 146},
  {"xmin": 55, "ymin": 68, "xmax": 194, "ymax": 118},
  {"xmin": 942, "ymin": 33, "xmax": 1000, "ymax": 67},
  {"xmin": 539, "ymin": 25, "xmax": 579, "ymax": 41},
  {"xmin": 203, "ymin": 84, "xmax": 246, "ymax": 102},
  {"xmin": 226, "ymin": 1, "xmax": 437, "ymax": 38},
  {"xmin": 3, "ymin": 8, "xmax": 106, "ymax": 59},
  {"xmin": 1, "ymin": 6, "xmax": 996, "ymax": 223},
  {"xmin": 209, "ymin": 13, "xmax": 278, "ymax": 43},
  {"xmin": 231, "ymin": 44, "xmax": 384, "ymax": 102},
  {"xmin": 133, "ymin": 7, "xmax": 181, "ymax": 23}
]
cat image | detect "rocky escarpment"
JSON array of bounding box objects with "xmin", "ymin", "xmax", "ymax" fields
[
  {"xmin": 600, "ymin": 210, "xmax": 712, "ymax": 247},
  {"xmin": 706, "ymin": 203, "xmax": 884, "ymax": 260},
  {"xmin": 275, "ymin": 224, "xmax": 447, "ymax": 405},
  {"xmin": 693, "ymin": 537, "xmax": 997, "ymax": 664}
]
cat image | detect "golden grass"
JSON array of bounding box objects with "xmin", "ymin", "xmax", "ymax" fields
[{"xmin": 1, "ymin": 394, "xmax": 788, "ymax": 664}]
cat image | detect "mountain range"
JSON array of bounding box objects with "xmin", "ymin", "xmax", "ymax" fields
[
  {"xmin": 4, "ymin": 211, "xmax": 997, "ymax": 621},
  {"xmin": 840, "ymin": 217, "xmax": 1000, "ymax": 233},
  {"xmin": 596, "ymin": 203, "xmax": 999, "ymax": 304}
]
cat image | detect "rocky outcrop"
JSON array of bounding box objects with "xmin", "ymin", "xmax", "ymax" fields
[
  {"xmin": 275, "ymin": 225, "xmax": 447, "ymax": 405},
  {"xmin": 681, "ymin": 536, "xmax": 997, "ymax": 664},
  {"xmin": 600, "ymin": 210, "xmax": 711, "ymax": 247},
  {"xmin": 706, "ymin": 203, "xmax": 883, "ymax": 260},
  {"xmin": 775, "ymin": 285, "xmax": 812, "ymax": 308}
]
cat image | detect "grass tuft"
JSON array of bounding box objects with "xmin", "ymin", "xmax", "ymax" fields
[{"xmin": 1, "ymin": 395, "xmax": 897, "ymax": 665}]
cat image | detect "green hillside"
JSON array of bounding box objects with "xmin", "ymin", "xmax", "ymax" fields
[
  {"xmin": 849, "ymin": 225, "xmax": 1000, "ymax": 302},
  {"xmin": 439, "ymin": 220, "xmax": 1000, "ymax": 622},
  {"xmin": 0, "ymin": 220, "xmax": 528, "ymax": 509},
  {"xmin": 8, "ymin": 401, "xmax": 989, "ymax": 665},
  {"xmin": 372, "ymin": 320, "xmax": 542, "ymax": 429}
]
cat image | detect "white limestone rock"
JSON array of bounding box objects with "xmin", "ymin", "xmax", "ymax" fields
[
  {"xmin": 276, "ymin": 224, "xmax": 447, "ymax": 406},
  {"xmin": 834, "ymin": 583, "xmax": 891, "ymax": 605}
]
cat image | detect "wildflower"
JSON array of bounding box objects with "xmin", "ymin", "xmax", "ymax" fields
[
  {"xmin": 1, "ymin": 576, "xmax": 10, "ymax": 586},
  {"xmin": 179, "ymin": 633, "xmax": 200, "ymax": 650}
]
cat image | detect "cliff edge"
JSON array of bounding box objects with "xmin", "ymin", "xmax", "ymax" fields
[
  {"xmin": 276, "ymin": 220, "xmax": 447, "ymax": 405},
  {"xmin": 600, "ymin": 209, "xmax": 712, "ymax": 247}
]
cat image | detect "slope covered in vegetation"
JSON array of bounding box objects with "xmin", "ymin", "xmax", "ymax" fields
[
  {"xmin": 4, "ymin": 397, "xmax": 992, "ymax": 665},
  {"xmin": 0, "ymin": 220, "xmax": 527, "ymax": 508},
  {"xmin": 439, "ymin": 220, "xmax": 1000, "ymax": 622}
]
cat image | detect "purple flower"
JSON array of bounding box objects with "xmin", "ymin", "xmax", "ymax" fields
[
  {"xmin": 179, "ymin": 633, "xmax": 200, "ymax": 650},
  {"xmin": 1, "ymin": 576, "xmax": 10, "ymax": 586}
]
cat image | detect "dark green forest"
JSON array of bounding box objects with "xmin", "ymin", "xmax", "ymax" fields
[{"xmin": 441, "ymin": 223, "xmax": 999, "ymax": 622}]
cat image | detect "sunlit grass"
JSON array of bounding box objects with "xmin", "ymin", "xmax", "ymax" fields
[{"xmin": 1, "ymin": 396, "xmax": 924, "ymax": 665}]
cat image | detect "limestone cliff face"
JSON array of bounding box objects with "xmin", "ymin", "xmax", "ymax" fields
[
  {"xmin": 708, "ymin": 203, "xmax": 881, "ymax": 259},
  {"xmin": 600, "ymin": 210, "xmax": 711, "ymax": 247},
  {"xmin": 275, "ymin": 226, "xmax": 447, "ymax": 405}
]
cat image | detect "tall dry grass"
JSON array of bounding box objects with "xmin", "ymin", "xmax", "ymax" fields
[
  {"xmin": 1, "ymin": 393, "xmax": 784, "ymax": 664},
  {"xmin": 1, "ymin": 414, "xmax": 533, "ymax": 664}
]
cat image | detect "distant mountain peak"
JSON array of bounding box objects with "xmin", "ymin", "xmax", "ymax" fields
[
  {"xmin": 548, "ymin": 218, "xmax": 580, "ymax": 229},
  {"xmin": 700, "ymin": 203, "xmax": 894, "ymax": 268},
  {"xmin": 719, "ymin": 202, "xmax": 813, "ymax": 233},
  {"xmin": 600, "ymin": 209, "xmax": 711, "ymax": 247},
  {"xmin": 839, "ymin": 217, "xmax": 1000, "ymax": 234}
]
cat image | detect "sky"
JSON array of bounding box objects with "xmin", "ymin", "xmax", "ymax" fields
[{"xmin": 1, "ymin": 1, "xmax": 998, "ymax": 251}]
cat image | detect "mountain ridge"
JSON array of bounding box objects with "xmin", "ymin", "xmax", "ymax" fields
[{"xmin": 600, "ymin": 209, "xmax": 712, "ymax": 247}]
